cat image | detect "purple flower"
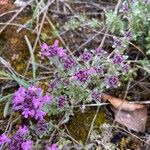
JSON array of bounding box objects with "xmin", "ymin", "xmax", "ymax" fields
[
  {"xmin": 35, "ymin": 120, "xmax": 49, "ymax": 135},
  {"xmin": 35, "ymin": 109, "xmax": 46, "ymax": 121},
  {"xmin": 91, "ymin": 91, "xmax": 101, "ymax": 101},
  {"xmin": 50, "ymin": 82, "xmax": 57, "ymax": 90},
  {"xmin": 28, "ymin": 86, "xmax": 43, "ymax": 94},
  {"xmin": 13, "ymin": 87, "xmax": 26, "ymax": 110},
  {"xmin": 46, "ymin": 144, "xmax": 59, "ymax": 150},
  {"xmin": 122, "ymin": 64, "xmax": 130, "ymax": 73},
  {"xmin": 113, "ymin": 37, "xmax": 122, "ymax": 48},
  {"xmin": 125, "ymin": 31, "xmax": 132, "ymax": 40},
  {"xmin": 95, "ymin": 66, "xmax": 104, "ymax": 75},
  {"xmin": 7, "ymin": 126, "xmax": 33, "ymax": 150},
  {"xmin": 73, "ymin": 69, "xmax": 89, "ymax": 82},
  {"xmin": 8, "ymin": 134, "xmax": 24, "ymax": 150},
  {"xmin": 57, "ymin": 47, "xmax": 66, "ymax": 58},
  {"xmin": 17, "ymin": 126, "xmax": 29, "ymax": 135},
  {"xmin": 39, "ymin": 43, "xmax": 50, "ymax": 58},
  {"xmin": 81, "ymin": 51, "xmax": 92, "ymax": 62},
  {"xmin": 0, "ymin": 134, "xmax": 10, "ymax": 145},
  {"xmin": 21, "ymin": 140, "xmax": 33, "ymax": 150},
  {"xmin": 58, "ymin": 96, "xmax": 66, "ymax": 107},
  {"xmin": 95, "ymin": 48, "xmax": 107, "ymax": 57},
  {"xmin": 39, "ymin": 40, "xmax": 66, "ymax": 59},
  {"xmin": 12, "ymin": 86, "xmax": 52, "ymax": 121},
  {"xmin": 62, "ymin": 56, "xmax": 76, "ymax": 69},
  {"xmin": 106, "ymin": 76, "xmax": 119, "ymax": 88},
  {"xmin": 112, "ymin": 53, "xmax": 124, "ymax": 65},
  {"xmin": 87, "ymin": 68, "xmax": 96, "ymax": 75},
  {"xmin": 22, "ymin": 108, "xmax": 31, "ymax": 118},
  {"xmin": 62, "ymin": 79, "xmax": 70, "ymax": 87},
  {"xmin": 33, "ymin": 98, "xmax": 42, "ymax": 109},
  {"xmin": 43, "ymin": 93, "xmax": 53, "ymax": 104}
]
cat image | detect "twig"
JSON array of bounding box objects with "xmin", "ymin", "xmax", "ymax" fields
[
  {"xmin": 0, "ymin": 0, "xmax": 33, "ymax": 33},
  {"xmin": 86, "ymin": 106, "xmax": 100, "ymax": 144},
  {"xmin": 98, "ymin": 0, "xmax": 122, "ymax": 48}
]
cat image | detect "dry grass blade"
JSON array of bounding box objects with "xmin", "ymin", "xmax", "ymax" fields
[{"xmin": 0, "ymin": 0, "xmax": 33, "ymax": 33}]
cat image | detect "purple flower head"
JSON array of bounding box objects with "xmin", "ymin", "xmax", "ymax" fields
[
  {"xmin": 0, "ymin": 134, "xmax": 10, "ymax": 145},
  {"xmin": 46, "ymin": 144, "xmax": 59, "ymax": 150},
  {"xmin": 87, "ymin": 68, "xmax": 96, "ymax": 75},
  {"xmin": 113, "ymin": 37, "xmax": 122, "ymax": 48},
  {"xmin": 106, "ymin": 76, "xmax": 119, "ymax": 88},
  {"xmin": 22, "ymin": 108, "xmax": 31, "ymax": 118},
  {"xmin": 125, "ymin": 31, "xmax": 132, "ymax": 40},
  {"xmin": 73, "ymin": 69, "xmax": 89, "ymax": 82},
  {"xmin": 43, "ymin": 93, "xmax": 53, "ymax": 104},
  {"xmin": 35, "ymin": 120, "xmax": 49, "ymax": 135},
  {"xmin": 62, "ymin": 56, "xmax": 76, "ymax": 69},
  {"xmin": 91, "ymin": 91, "xmax": 101, "ymax": 101},
  {"xmin": 95, "ymin": 48, "xmax": 107, "ymax": 57},
  {"xmin": 12, "ymin": 86, "xmax": 50, "ymax": 121},
  {"xmin": 17, "ymin": 126, "xmax": 29, "ymax": 135},
  {"xmin": 112, "ymin": 53, "xmax": 124, "ymax": 65},
  {"xmin": 13, "ymin": 87, "xmax": 26, "ymax": 109},
  {"xmin": 7, "ymin": 126, "xmax": 33, "ymax": 150},
  {"xmin": 35, "ymin": 109, "xmax": 47, "ymax": 121},
  {"xmin": 122, "ymin": 64, "xmax": 130, "ymax": 73},
  {"xmin": 21, "ymin": 140, "xmax": 33, "ymax": 150},
  {"xmin": 28, "ymin": 86, "xmax": 43, "ymax": 95},
  {"xmin": 33, "ymin": 98, "xmax": 43, "ymax": 109},
  {"xmin": 81, "ymin": 50, "xmax": 92, "ymax": 62},
  {"xmin": 50, "ymin": 81, "xmax": 57, "ymax": 90},
  {"xmin": 95, "ymin": 66, "xmax": 104, "ymax": 75},
  {"xmin": 8, "ymin": 134, "xmax": 24, "ymax": 150},
  {"xmin": 39, "ymin": 40, "xmax": 66, "ymax": 59},
  {"xmin": 39, "ymin": 43, "xmax": 50, "ymax": 59},
  {"xmin": 58, "ymin": 96, "xmax": 66, "ymax": 107},
  {"xmin": 57, "ymin": 47, "xmax": 66, "ymax": 58}
]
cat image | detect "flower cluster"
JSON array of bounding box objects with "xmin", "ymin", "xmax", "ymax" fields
[
  {"xmin": 0, "ymin": 126, "xmax": 33, "ymax": 150},
  {"xmin": 39, "ymin": 40, "xmax": 76, "ymax": 69},
  {"xmin": 58, "ymin": 96, "xmax": 67, "ymax": 107},
  {"xmin": 12, "ymin": 86, "xmax": 52, "ymax": 121},
  {"xmin": 39, "ymin": 40, "xmax": 66, "ymax": 58},
  {"xmin": 35, "ymin": 120, "xmax": 49, "ymax": 135},
  {"xmin": 0, "ymin": 134, "xmax": 10, "ymax": 145},
  {"xmin": 81, "ymin": 50, "xmax": 92, "ymax": 62},
  {"xmin": 62, "ymin": 56, "xmax": 76, "ymax": 69},
  {"xmin": 106, "ymin": 75, "xmax": 119, "ymax": 88},
  {"xmin": 95, "ymin": 47, "xmax": 107, "ymax": 57},
  {"xmin": 112, "ymin": 53, "xmax": 124, "ymax": 65},
  {"xmin": 113, "ymin": 37, "xmax": 122, "ymax": 48},
  {"xmin": 91, "ymin": 90, "xmax": 101, "ymax": 101},
  {"xmin": 73, "ymin": 69, "xmax": 90, "ymax": 82}
]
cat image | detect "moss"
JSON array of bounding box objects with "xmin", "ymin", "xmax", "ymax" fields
[{"xmin": 67, "ymin": 107, "xmax": 106, "ymax": 144}]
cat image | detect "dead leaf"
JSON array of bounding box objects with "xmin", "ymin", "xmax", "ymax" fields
[
  {"xmin": 101, "ymin": 93, "xmax": 147, "ymax": 132},
  {"xmin": 101, "ymin": 93, "xmax": 144, "ymax": 111},
  {"xmin": 111, "ymin": 106, "xmax": 147, "ymax": 132}
]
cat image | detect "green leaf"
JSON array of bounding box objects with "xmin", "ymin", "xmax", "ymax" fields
[
  {"xmin": 3, "ymin": 100, "xmax": 11, "ymax": 118},
  {"xmin": 0, "ymin": 94, "xmax": 13, "ymax": 103},
  {"xmin": 9, "ymin": 74, "xmax": 29, "ymax": 88},
  {"xmin": 146, "ymin": 49, "xmax": 150, "ymax": 55},
  {"xmin": 0, "ymin": 71, "xmax": 11, "ymax": 78},
  {"xmin": 24, "ymin": 35, "xmax": 36, "ymax": 83}
]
